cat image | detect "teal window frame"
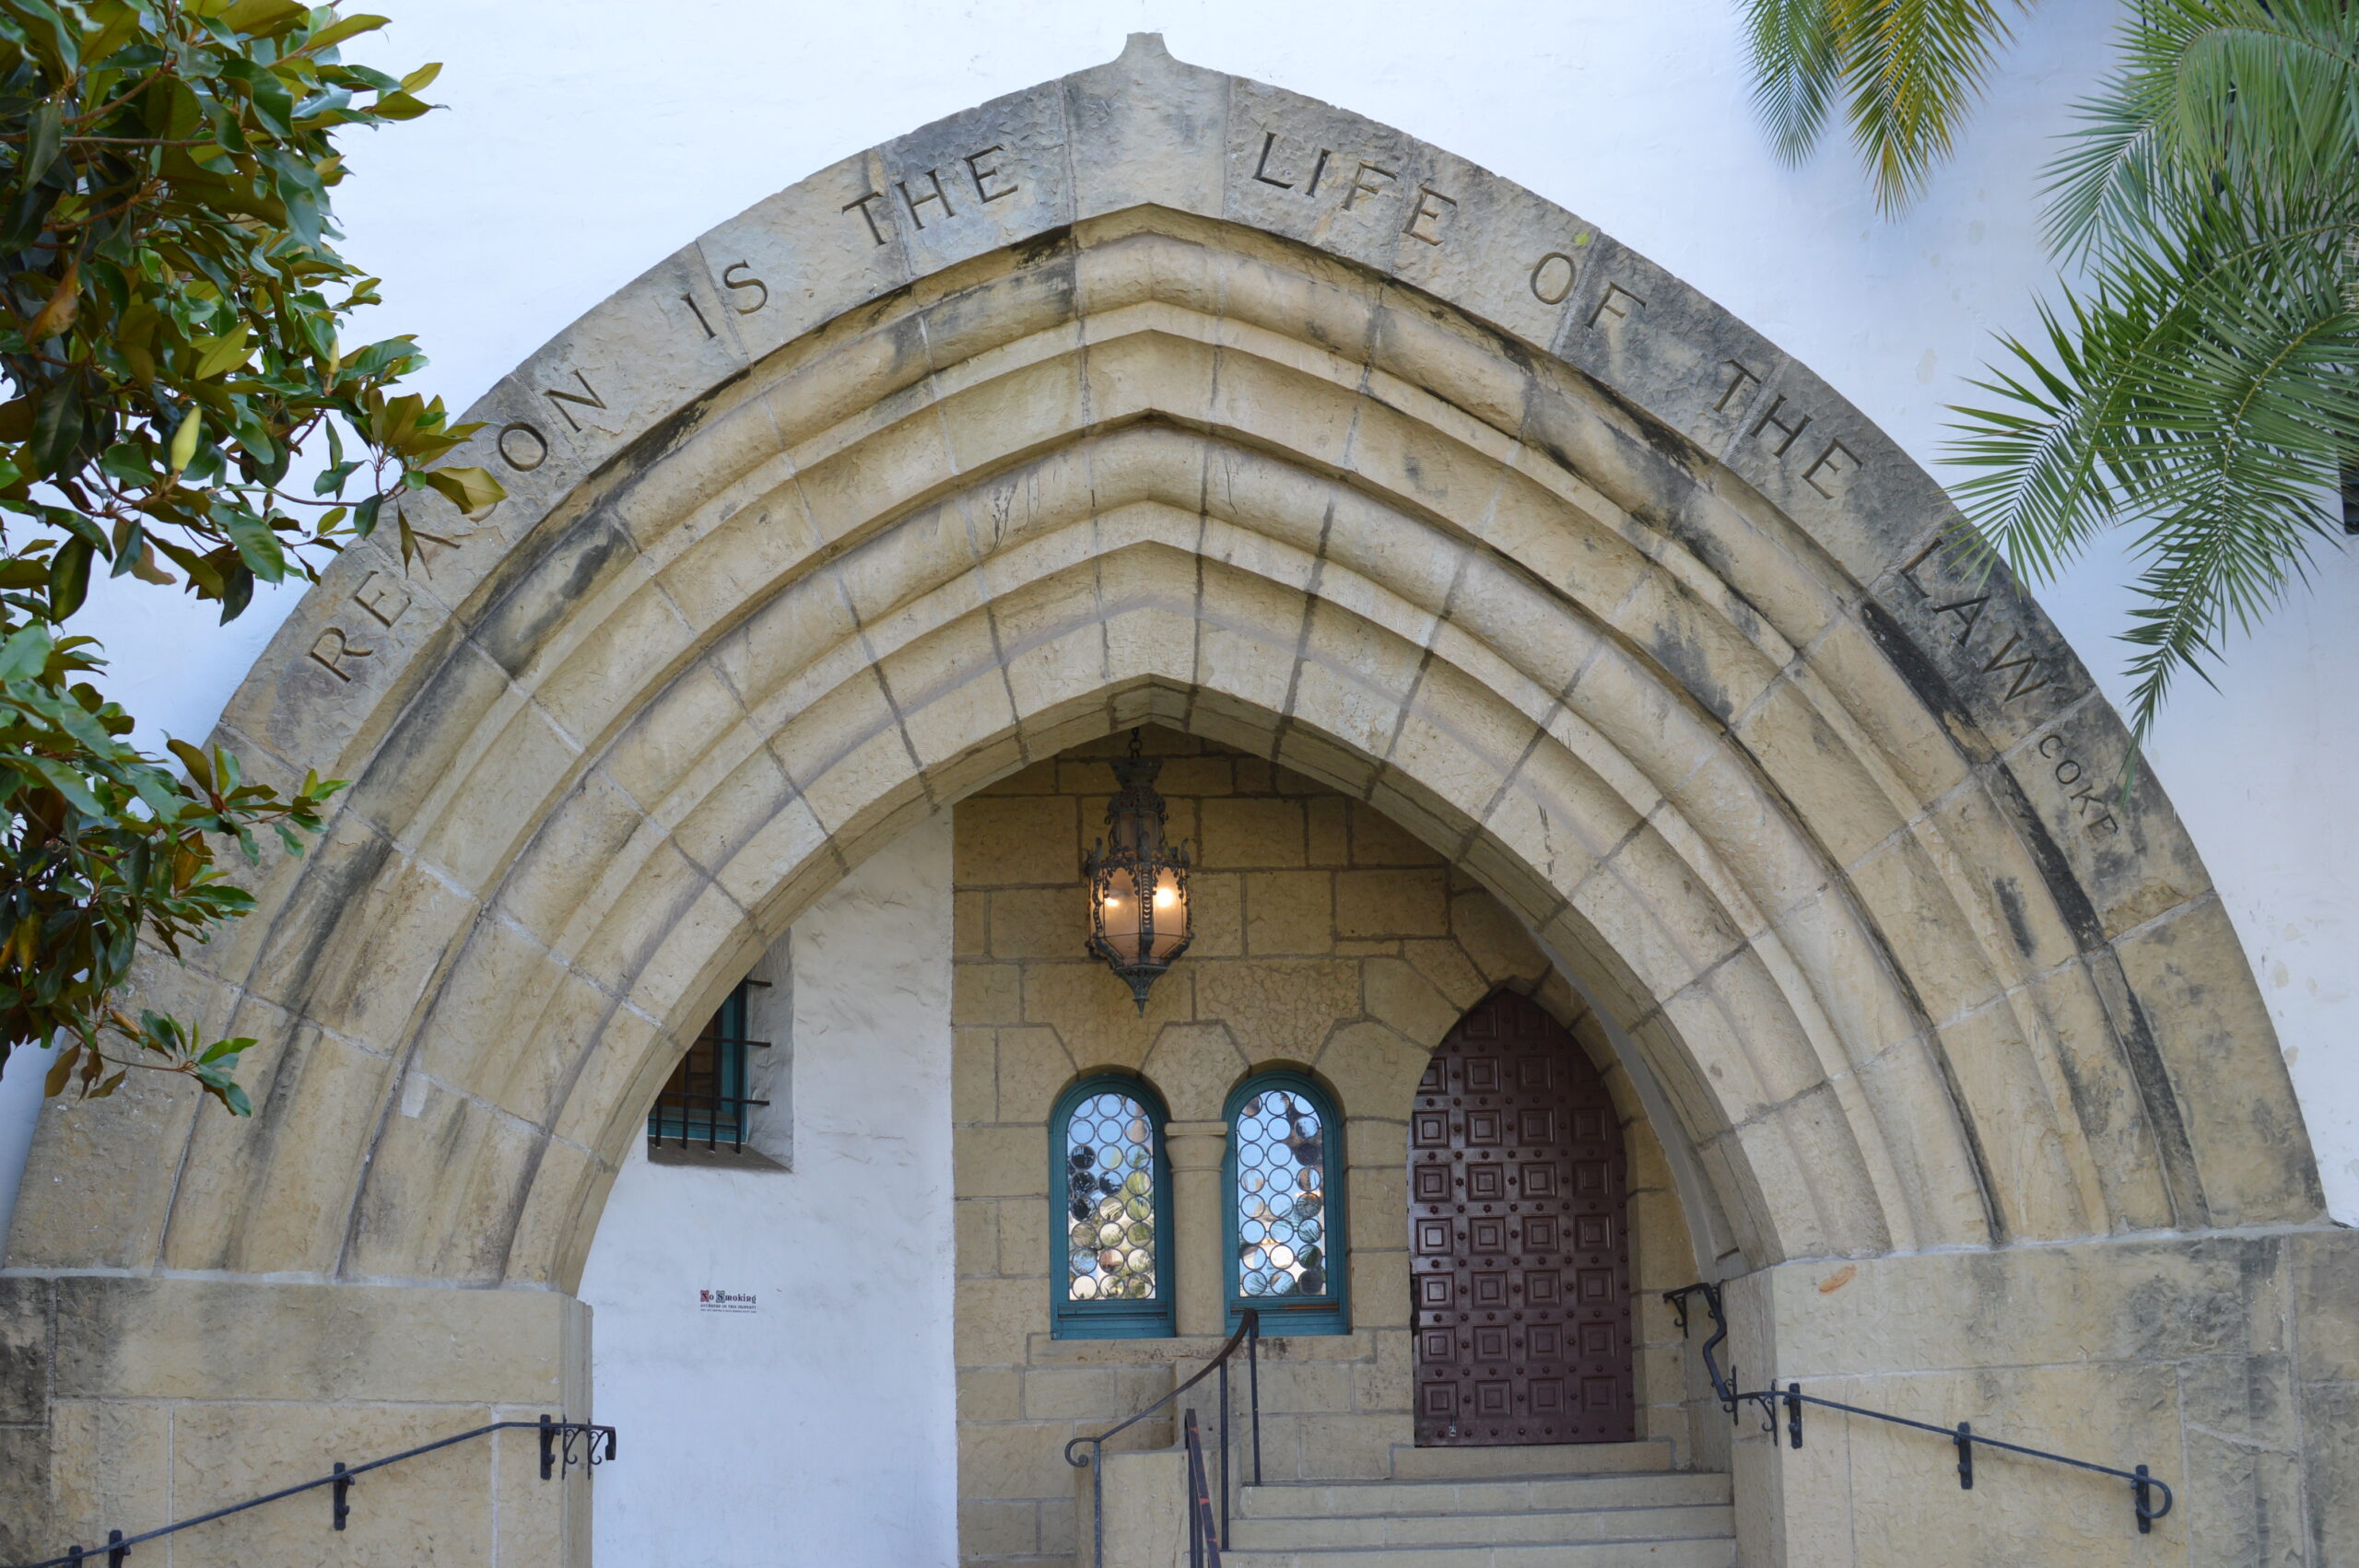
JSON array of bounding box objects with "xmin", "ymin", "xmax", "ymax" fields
[
  {"xmin": 647, "ymin": 981, "xmax": 755, "ymax": 1145},
  {"xmin": 1224, "ymin": 1071, "xmax": 1349, "ymax": 1336},
  {"xmin": 1050, "ymin": 1074, "xmax": 1177, "ymax": 1340}
]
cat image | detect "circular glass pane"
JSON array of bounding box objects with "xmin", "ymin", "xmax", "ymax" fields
[{"xmin": 1064, "ymin": 1087, "xmax": 1159, "ymax": 1306}]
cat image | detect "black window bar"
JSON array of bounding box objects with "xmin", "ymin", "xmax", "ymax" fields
[
  {"xmin": 1662, "ymin": 1281, "xmax": 2173, "ymax": 1537},
  {"xmin": 649, "ymin": 978, "xmax": 771, "ymax": 1152},
  {"xmin": 8, "ymin": 1415, "xmax": 616, "ymax": 1568}
]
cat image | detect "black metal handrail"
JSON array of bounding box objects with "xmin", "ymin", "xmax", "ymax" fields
[
  {"xmin": 1064, "ymin": 1309, "xmax": 1260, "ymax": 1568},
  {"xmin": 8, "ymin": 1414, "xmax": 616, "ymax": 1568},
  {"xmin": 1182, "ymin": 1408, "xmax": 1225, "ymax": 1568},
  {"xmin": 1664, "ymin": 1281, "xmax": 2172, "ymax": 1536}
]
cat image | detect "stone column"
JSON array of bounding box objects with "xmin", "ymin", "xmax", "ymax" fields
[{"xmin": 1165, "ymin": 1119, "xmax": 1227, "ymax": 1339}]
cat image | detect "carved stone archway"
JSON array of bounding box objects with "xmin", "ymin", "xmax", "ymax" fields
[{"xmin": 5, "ymin": 36, "xmax": 2347, "ymax": 1568}]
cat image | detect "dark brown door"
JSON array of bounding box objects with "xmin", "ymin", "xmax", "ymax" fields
[{"xmin": 1410, "ymin": 990, "xmax": 1634, "ymax": 1445}]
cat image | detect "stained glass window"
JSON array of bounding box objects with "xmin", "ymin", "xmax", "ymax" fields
[
  {"xmin": 1226, "ymin": 1073, "xmax": 1348, "ymax": 1334},
  {"xmin": 1051, "ymin": 1076, "xmax": 1173, "ymax": 1338}
]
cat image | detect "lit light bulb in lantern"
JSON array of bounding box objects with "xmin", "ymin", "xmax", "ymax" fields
[{"xmin": 1083, "ymin": 731, "xmax": 1196, "ymax": 1012}]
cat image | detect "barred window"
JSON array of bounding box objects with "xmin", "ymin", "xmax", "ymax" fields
[
  {"xmin": 1226, "ymin": 1072, "xmax": 1348, "ymax": 1335},
  {"xmin": 648, "ymin": 980, "xmax": 769, "ymax": 1153},
  {"xmin": 1051, "ymin": 1075, "xmax": 1174, "ymax": 1339}
]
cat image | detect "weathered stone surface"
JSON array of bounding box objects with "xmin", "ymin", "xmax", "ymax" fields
[
  {"xmin": 0, "ymin": 1276, "xmax": 47, "ymax": 1426},
  {"xmin": 5, "ymin": 31, "xmax": 2326, "ymax": 1568}
]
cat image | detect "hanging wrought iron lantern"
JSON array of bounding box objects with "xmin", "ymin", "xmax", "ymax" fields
[{"xmin": 1084, "ymin": 731, "xmax": 1194, "ymax": 1012}]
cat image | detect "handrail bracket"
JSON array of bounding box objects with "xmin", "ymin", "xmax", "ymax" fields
[{"xmin": 1661, "ymin": 1281, "xmax": 2173, "ymax": 1539}]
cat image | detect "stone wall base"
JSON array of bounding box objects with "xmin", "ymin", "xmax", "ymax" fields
[
  {"xmin": 0, "ymin": 1276, "xmax": 593, "ymax": 1568},
  {"xmin": 1718, "ymin": 1225, "xmax": 2358, "ymax": 1566},
  {"xmin": 6, "ymin": 1227, "xmax": 2353, "ymax": 1566}
]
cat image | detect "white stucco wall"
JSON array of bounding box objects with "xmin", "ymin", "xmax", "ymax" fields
[
  {"xmin": 576, "ymin": 813, "xmax": 959, "ymax": 1568},
  {"xmin": 0, "ymin": 0, "xmax": 2350, "ymax": 1243}
]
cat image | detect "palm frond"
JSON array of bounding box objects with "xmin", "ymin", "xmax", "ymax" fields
[
  {"xmin": 2042, "ymin": 66, "xmax": 2177, "ymax": 260},
  {"xmin": 1735, "ymin": 0, "xmax": 2031, "ymax": 209},
  {"xmin": 1743, "ymin": 0, "xmax": 1846, "ymax": 161},
  {"xmin": 1839, "ymin": 0, "xmax": 2035, "ymax": 214},
  {"xmin": 2049, "ymin": 0, "xmax": 2359, "ymax": 258},
  {"xmin": 2154, "ymin": 0, "xmax": 2359, "ymax": 194},
  {"xmin": 1949, "ymin": 180, "xmax": 2359, "ymax": 748}
]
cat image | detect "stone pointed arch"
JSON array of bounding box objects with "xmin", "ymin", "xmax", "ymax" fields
[
  {"xmin": 8, "ymin": 38, "xmax": 2348, "ymax": 1568},
  {"xmin": 7, "ymin": 34, "xmax": 2318, "ymax": 1289}
]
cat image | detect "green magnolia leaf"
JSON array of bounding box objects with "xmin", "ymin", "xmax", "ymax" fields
[
  {"xmin": 22, "ymin": 100, "xmax": 61, "ymax": 181},
  {"xmin": 0, "ymin": 3, "xmax": 459, "ymax": 1109},
  {"xmin": 191, "ymin": 324, "xmax": 252, "ymax": 381},
  {"xmin": 0, "ymin": 621, "xmax": 52, "ymax": 681},
  {"xmin": 220, "ymin": 0, "xmax": 310, "ymax": 35},
  {"xmin": 165, "ymin": 737, "xmax": 216, "ymax": 793},
  {"xmin": 46, "ymin": 533, "xmax": 91, "ymax": 617},
  {"xmin": 307, "ymin": 13, "xmax": 390, "ymax": 53},
  {"xmin": 419, "ymin": 463, "xmax": 504, "ymax": 514},
  {"xmin": 29, "ymin": 377, "xmax": 81, "ymax": 476},
  {"xmin": 197, "ymin": 1035, "xmax": 256, "ymax": 1066},
  {"xmin": 28, "ymin": 755, "xmax": 106, "ymax": 816}
]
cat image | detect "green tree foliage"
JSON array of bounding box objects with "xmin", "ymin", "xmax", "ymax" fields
[
  {"xmin": 1743, "ymin": 0, "xmax": 2359, "ymax": 752},
  {"xmin": 0, "ymin": 0, "xmax": 499, "ymax": 1110}
]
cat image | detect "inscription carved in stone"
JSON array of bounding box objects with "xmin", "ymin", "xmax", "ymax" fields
[
  {"xmin": 1251, "ymin": 129, "xmax": 1333, "ymax": 196},
  {"xmin": 1716, "ymin": 360, "xmax": 1860, "ymax": 498},
  {"xmin": 1529, "ymin": 252, "xmax": 1578, "ymax": 306},
  {"xmin": 722, "ymin": 261, "xmax": 768, "ymax": 313},
  {"xmin": 2036, "ymin": 733, "xmax": 2120, "ymax": 838},
  {"xmin": 542, "ymin": 369, "xmax": 608, "ymax": 434},
  {"xmin": 309, "ymin": 626, "xmax": 372, "ymax": 682},
  {"xmin": 1402, "ymin": 184, "xmax": 1457, "ymax": 245},
  {"xmin": 1896, "ymin": 540, "xmax": 2118, "ymax": 838},
  {"xmin": 1586, "ymin": 280, "xmax": 1645, "ymax": 328},
  {"xmin": 843, "ymin": 144, "xmax": 1020, "ymax": 246},
  {"xmin": 353, "ymin": 571, "xmax": 411, "ymax": 628},
  {"xmin": 498, "ymin": 422, "xmax": 550, "ymax": 473},
  {"xmin": 1899, "ymin": 540, "xmax": 2058, "ymax": 707},
  {"xmin": 682, "ymin": 262, "xmax": 769, "ymax": 341},
  {"xmin": 1342, "ymin": 159, "xmax": 1395, "ymax": 211},
  {"xmin": 1248, "ymin": 128, "xmax": 1462, "ymax": 243}
]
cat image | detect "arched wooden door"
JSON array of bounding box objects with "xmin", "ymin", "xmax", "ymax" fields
[{"xmin": 1410, "ymin": 990, "xmax": 1635, "ymax": 1445}]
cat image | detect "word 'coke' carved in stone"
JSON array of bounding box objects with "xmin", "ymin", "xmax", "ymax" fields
[{"xmin": 2036, "ymin": 732, "xmax": 2120, "ymax": 838}]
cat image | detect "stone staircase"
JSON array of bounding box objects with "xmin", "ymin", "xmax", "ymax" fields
[{"xmin": 1223, "ymin": 1441, "xmax": 1734, "ymax": 1567}]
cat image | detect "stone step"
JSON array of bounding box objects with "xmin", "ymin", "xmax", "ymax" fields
[
  {"xmin": 1230, "ymin": 1502, "xmax": 1736, "ymax": 1550},
  {"xmin": 1385, "ymin": 1440, "xmax": 1678, "ymax": 1480},
  {"xmin": 1239, "ymin": 1471, "xmax": 1731, "ymax": 1518},
  {"xmin": 1218, "ymin": 1536, "xmax": 1736, "ymax": 1568}
]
